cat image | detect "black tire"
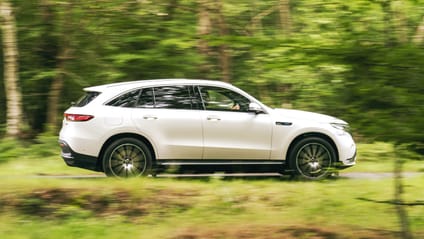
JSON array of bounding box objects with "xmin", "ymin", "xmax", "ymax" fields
[
  {"xmin": 102, "ymin": 138, "xmax": 152, "ymax": 178},
  {"xmin": 288, "ymin": 137, "xmax": 336, "ymax": 180}
]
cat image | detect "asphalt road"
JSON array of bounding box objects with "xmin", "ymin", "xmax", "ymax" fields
[{"xmin": 25, "ymin": 172, "xmax": 422, "ymax": 180}]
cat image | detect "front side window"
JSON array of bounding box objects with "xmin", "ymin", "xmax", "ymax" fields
[{"xmin": 199, "ymin": 86, "xmax": 250, "ymax": 112}]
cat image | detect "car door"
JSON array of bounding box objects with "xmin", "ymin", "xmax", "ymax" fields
[
  {"xmin": 198, "ymin": 85, "xmax": 273, "ymax": 160},
  {"xmin": 131, "ymin": 85, "xmax": 203, "ymax": 160}
]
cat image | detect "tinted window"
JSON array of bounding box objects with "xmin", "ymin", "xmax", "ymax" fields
[
  {"xmin": 190, "ymin": 86, "xmax": 203, "ymax": 110},
  {"xmin": 199, "ymin": 86, "xmax": 250, "ymax": 112},
  {"xmin": 136, "ymin": 88, "xmax": 154, "ymax": 108},
  {"xmin": 74, "ymin": 91, "xmax": 100, "ymax": 107},
  {"xmin": 106, "ymin": 89, "xmax": 140, "ymax": 107},
  {"xmin": 153, "ymin": 86, "xmax": 193, "ymax": 109}
]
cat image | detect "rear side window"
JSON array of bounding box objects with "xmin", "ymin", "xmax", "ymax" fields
[
  {"xmin": 137, "ymin": 88, "xmax": 155, "ymax": 108},
  {"xmin": 106, "ymin": 89, "xmax": 141, "ymax": 107},
  {"xmin": 153, "ymin": 86, "xmax": 193, "ymax": 109},
  {"xmin": 74, "ymin": 91, "xmax": 100, "ymax": 107},
  {"xmin": 106, "ymin": 85, "xmax": 201, "ymax": 110}
]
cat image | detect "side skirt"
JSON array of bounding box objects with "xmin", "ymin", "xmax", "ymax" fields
[{"xmin": 154, "ymin": 160, "xmax": 291, "ymax": 174}]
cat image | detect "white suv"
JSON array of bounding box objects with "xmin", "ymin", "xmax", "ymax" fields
[{"xmin": 59, "ymin": 79, "xmax": 356, "ymax": 179}]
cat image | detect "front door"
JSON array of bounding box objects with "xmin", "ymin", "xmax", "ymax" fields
[{"xmin": 198, "ymin": 86, "xmax": 273, "ymax": 160}]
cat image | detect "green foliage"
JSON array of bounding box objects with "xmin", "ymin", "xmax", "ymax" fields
[
  {"xmin": 28, "ymin": 132, "xmax": 60, "ymax": 158},
  {"xmin": 0, "ymin": 132, "xmax": 58, "ymax": 163},
  {"xmin": 0, "ymin": 0, "xmax": 423, "ymax": 150},
  {"xmin": 0, "ymin": 138, "xmax": 24, "ymax": 162},
  {"xmin": 357, "ymin": 142, "xmax": 397, "ymax": 162},
  {"xmin": 357, "ymin": 142, "xmax": 424, "ymax": 164},
  {"xmin": 396, "ymin": 143, "xmax": 424, "ymax": 161}
]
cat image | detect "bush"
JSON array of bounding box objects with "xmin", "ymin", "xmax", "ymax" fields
[
  {"xmin": 0, "ymin": 133, "xmax": 59, "ymax": 163},
  {"xmin": 0, "ymin": 138, "xmax": 25, "ymax": 163},
  {"xmin": 357, "ymin": 141, "xmax": 424, "ymax": 162},
  {"xmin": 28, "ymin": 132, "xmax": 59, "ymax": 158}
]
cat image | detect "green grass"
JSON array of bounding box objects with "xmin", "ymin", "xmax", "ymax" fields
[
  {"xmin": 0, "ymin": 176, "xmax": 423, "ymax": 238},
  {"xmin": 0, "ymin": 139, "xmax": 423, "ymax": 238}
]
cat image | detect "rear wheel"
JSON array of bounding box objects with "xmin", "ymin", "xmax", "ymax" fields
[
  {"xmin": 103, "ymin": 138, "xmax": 152, "ymax": 177},
  {"xmin": 288, "ymin": 137, "xmax": 336, "ymax": 180}
]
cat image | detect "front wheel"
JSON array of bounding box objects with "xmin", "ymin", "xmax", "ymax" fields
[
  {"xmin": 103, "ymin": 138, "xmax": 152, "ymax": 178},
  {"xmin": 288, "ymin": 137, "xmax": 336, "ymax": 180}
]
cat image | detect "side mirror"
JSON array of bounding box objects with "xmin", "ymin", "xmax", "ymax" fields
[{"xmin": 248, "ymin": 102, "xmax": 264, "ymax": 114}]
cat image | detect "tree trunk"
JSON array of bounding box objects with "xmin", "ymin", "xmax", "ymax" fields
[
  {"xmin": 214, "ymin": 0, "xmax": 230, "ymax": 83},
  {"xmin": 394, "ymin": 150, "xmax": 413, "ymax": 239},
  {"xmin": 392, "ymin": 0, "xmax": 408, "ymax": 44},
  {"xmin": 380, "ymin": 0, "xmax": 396, "ymax": 46},
  {"xmin": 46, "ymin": 51, "xmax": 67, "ymax": 131},
  {"xmin": 46, "ymin": 1, "xmax": 72, "ymax": 131},
  {"xmin": 413, "ymin": 16, "xmax": 424, "ymax": 44},
  {"xmin": 1, "ymin": 1, "xmax": 22, "ymax": 138},
  {"xmin": 279, "ymin": 0, "xmax": 292, "ymax": 36},
  {"xmin": 197, "ymin": 0, "xmax": 213, "ymax": 75},
  {"xmin": 250, "ymin": 6, "xmax": 276, "ymax": 35},
  {"xmin": 165, "ymin": 0, "xmax": 179, "ymax": 21}
]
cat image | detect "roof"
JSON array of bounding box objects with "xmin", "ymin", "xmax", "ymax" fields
[{"xmin": 84, "ymin": 79, "xmax": 233, "ymax": 92}]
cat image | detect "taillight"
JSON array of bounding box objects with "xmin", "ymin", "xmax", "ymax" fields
[{"xmin": 64, "ymin": 113, "xmax": 94, "ymax": 122}]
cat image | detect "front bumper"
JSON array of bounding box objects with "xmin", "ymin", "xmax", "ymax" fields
[
  {"xmin": 59, "ymin": 140, "xmax": 101, "ymax": 172},
  {"xmin": 335, "ymin": 150, "xmax": 356, "ymax": 169}
]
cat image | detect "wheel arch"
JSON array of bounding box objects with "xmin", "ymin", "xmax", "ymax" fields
[
  {"xmin": 96, "ymin": 133, "xmax": 156, "ymax": 171},
  {"xmin": 285, "ymin": 132, "xmax": 339, "ymax": 163}
]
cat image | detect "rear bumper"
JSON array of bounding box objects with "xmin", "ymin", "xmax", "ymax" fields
[{"xmin": 59, "ymin": 140, "xmax": 101, "ymax": 172}]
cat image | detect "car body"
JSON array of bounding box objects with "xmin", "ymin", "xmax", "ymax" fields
[{"xmin": 59, "ymin": 79, "xmax": 356, "ymax": 179}]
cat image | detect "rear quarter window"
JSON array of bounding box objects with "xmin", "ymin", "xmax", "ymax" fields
[
  {"xmin": 106, "ymin": 89, "xmax": 141, "ymax": 107},
  {"xmin": 74, "ymin": 91, "xmax": 100, "ymax": 107}
]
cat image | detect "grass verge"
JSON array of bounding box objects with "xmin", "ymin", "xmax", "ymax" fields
[
  {"xmin": 0, "ymin": 176, "xmax": 423, "ymax": 238},
  {"xmin": 0, "ymin": 139, "xmax": 423, "ymax": 238}
]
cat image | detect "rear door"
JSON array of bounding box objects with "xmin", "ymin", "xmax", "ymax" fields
[{"xmin": 132, "ymin": 85, "xmax": 203, "ymax": 160}]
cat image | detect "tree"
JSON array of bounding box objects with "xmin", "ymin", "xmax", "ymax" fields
[
  {"xmin": 0, "ymin": 0, "xmax": 22, "ymax": 138},
  {"xmin": 413, "ymin": 16, "xmax": 424, "ymax": 44},
  {"xmin": 214, "ymin": 0, "xmax": 231, "ymax": 82},
  {"xmin": 45, "ymin": 0, "xmax": 73, "ymax": 131},
  {"xmin": 197, "ymin": 0, "xmax": 213, "ymax": 75},
  {"xmin": 279, "ymin": 0, "xmax": 291, "ymax": 36},
  {"xmin": 0, "ymin": 0, "xmax": 423, "ymax": 149},
  {"xmin": 196, "ymin": 0, "xmax": 231, "ymax": 82}
]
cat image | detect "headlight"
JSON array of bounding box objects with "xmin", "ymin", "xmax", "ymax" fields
[{"xmin": 331, "ymin": 123, "xmax": 351, "ymax": 134}]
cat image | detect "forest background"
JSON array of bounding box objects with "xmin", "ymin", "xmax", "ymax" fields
[
  {"xmin": 1, "ymin": 1, "xmax": 423, "ymax": 238},
  {"xmin": 1, "ymin": 0, "xmax": 423, "ymax": 153}
]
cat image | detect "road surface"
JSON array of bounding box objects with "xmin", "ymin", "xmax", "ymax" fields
[{"xmin": 23, "ymin": 172, "xmax": 422, "ymax": 180}]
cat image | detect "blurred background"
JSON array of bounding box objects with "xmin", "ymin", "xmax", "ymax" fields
[
  {"xmin": 0, "ymin": 1, "xmax": 424, "ymax": 238},
  {"xmin": 0, "ymin": 0, "xmax": 423, "ymax": 152}
]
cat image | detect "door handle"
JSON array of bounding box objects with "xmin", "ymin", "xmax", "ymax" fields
[
  {"xmin": 207, "ymin": 116, "xmax": 221, "ymax": 121},
  {"xmin": 143, "ymin": 115, "xmax": 158, "ymax": 120}
]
